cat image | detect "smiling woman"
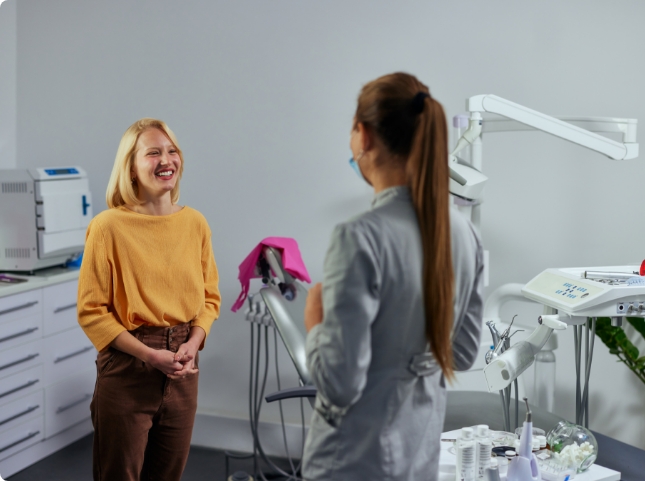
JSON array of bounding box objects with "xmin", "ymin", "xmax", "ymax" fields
[
  {"xmin": 77, "ymin": 118, "xmax": 221, "ymax": 481},
  {"xmin": 106, "ymin": 118, "xmax": 185, "ymax": 214}
]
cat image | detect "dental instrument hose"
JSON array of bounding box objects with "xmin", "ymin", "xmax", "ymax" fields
[{"xmin": 248, "ymin": 323, "xmax": 305, "ymax": 480}]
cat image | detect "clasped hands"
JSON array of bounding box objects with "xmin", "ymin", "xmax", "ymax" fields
[{"xmin": 146, "ymin": 342, "xmax": 199, "ymax": 379}]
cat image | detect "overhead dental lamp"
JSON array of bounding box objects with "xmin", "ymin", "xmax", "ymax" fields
[{"xmin": 448, "ymin": 94, "xmax": 638, "ymax": 207}]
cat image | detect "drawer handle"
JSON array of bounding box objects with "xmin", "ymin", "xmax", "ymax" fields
[
  {"xmin": 0, "ymin": 379, "xmax": 40, "ymax": 399},
  {"xmin": 56, "ymin": 393, "xmax": 92, "ymax": 413},
  {"xmin": 0, "ymin": 353, "xmax": 40, "ymax": 372},
  {"xmin": 0, "ymin": 301, "xmax": 39, "ymax": 318},
  {"xmin": 0, "ymin": 327, "xmax": 39, "ymax": 344},
  {"xmin": 54, "ymin": 345, "xmax": 94, "ymax": 363},
  {"xmin": 0, "ymin": 404, "xmax": 40, "ymax": 427},
  {"xmin": 53, "ymin": 303, "xmax": 77, "ymax": 314},
  {"xmin": 0, "ymin": 430, "xmax": 41, "ymax": 454}
]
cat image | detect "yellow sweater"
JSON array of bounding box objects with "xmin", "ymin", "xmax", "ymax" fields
[{"xmin": 77, "ymin": 205, "xmax": 221, "ymax": 352}]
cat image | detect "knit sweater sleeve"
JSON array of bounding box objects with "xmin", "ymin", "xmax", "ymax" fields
[
  {"xmin": 192, "ymin": 221, "xmax": 221, "ymax": 349},
  {"xmin": 77, "ymin": 219, "xmax": 127, "ymax": 352}
]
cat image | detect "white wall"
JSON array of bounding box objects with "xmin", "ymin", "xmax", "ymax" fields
[
  {"xmin": 10, "ymin": 0, "xmax": 645, "ymax": 450},
  {"xmin": 0, "ymin": 0, "xmax": 16, "ymax": 168}
]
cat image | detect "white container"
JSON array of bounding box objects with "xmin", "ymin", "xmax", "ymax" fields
[
  {"xmin": 456, "ymin": 427, "xmax": 476, "ymax": 481},
  {"xmin": 475, "ymin": 424, "xmax": 492, "ymax": 480}
]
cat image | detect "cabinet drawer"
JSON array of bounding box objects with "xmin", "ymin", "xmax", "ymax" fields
[
  {"xmin": 0, "ymin": 390, "xmax": 43, "ymax": 435},
  {"xmin": 0, "ymin": 290, "xmax": 42, "ymax": 325},
  {"xmin": 43, "ymin": 280, "xmax": 79, "ymax": 336},
  {"xmin": 0, "ymin": 415, "xmax": 44, "ymax": 462},
  {"xmin": 0, "ymin": 314, "xmax": 43, "ymax": 352},
  {"xmin": 45, "ymin": 368, "xmax": 95, "ymax": 438},
  {"xmin": 0, "ymin": 365, "xmax": 42, "ymax": 406},
  {"xmin": 0, "ymin": 339, "xmax": 43, "ymax": 380},
  {"xmin": 43, "ymin": 327, "xmax": 96, "ymax": 386}
]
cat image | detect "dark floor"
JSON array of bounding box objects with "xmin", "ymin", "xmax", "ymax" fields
[{"xmin": 7, "ymin": 435, "xmax": 299, "ymax": 481}]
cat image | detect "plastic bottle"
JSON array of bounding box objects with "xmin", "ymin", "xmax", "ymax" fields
[
  {"xmin": 533, "ymin": 349, "xmax": 556, "ymax": 412},
  {"xmin": 483, "ymin": 457, "xmax": 501, "ymax": 481},
  {"xmin": 475, "ymin": 425, "xmax": 492, "ymax": 480},
  {"xmin": 456, "ymin": 427, "xmax": 476, "ymax": 481}
]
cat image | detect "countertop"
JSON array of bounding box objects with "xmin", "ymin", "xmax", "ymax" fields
[{"xmin": 0, "ymin": 266, "xmax": 80, "ymax": 298}]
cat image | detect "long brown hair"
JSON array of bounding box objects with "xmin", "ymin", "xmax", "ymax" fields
[{"xmin": 355, "ymin": 72, "xmax": 455, "ymax": 380}]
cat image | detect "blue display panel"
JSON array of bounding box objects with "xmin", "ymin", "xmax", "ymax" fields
[
  {"xmin": 44, "ymin": 168, "xmax": 79, "ymax": 176},
  {"xmin": 555, "ymin": 283, "xmax": 589, "ymax": 299}
]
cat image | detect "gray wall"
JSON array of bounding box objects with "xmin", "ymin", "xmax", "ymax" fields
[
  {"xmin": 0, "ymin": 0, "xmax": 16, "ymax": 168},
  {"xmin": 9, "ymin": 0, "xmax": 645, "ymax": 450}
]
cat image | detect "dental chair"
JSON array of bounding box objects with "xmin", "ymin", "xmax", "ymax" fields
[
  {"xmin": 257, "ymin": 247, "xmax": 566, "ymax": 432},
  {"xmin": 256, "ymin": 247, "xmax": 317, "ymax": 405}
]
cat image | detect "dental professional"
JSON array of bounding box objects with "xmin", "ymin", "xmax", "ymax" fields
[
  {"xmin": 303, "ymin": 73, "xmax": 484, "ymax": 480},
  {"xmin": 77, "ymin": 118, "xmax": 221, "ymax": 481}
]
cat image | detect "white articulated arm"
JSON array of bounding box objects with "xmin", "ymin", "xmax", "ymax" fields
[
  {"xmin": 449, "ymin": 112, "xmax": 488, "ymax": 202},
  {"xmin": 483, "ymin": 314, "xmax": 567, "ymax": 392},
  {"xmin": 467, "ymin": 94, "xmax": 639, "ymax": 160}
]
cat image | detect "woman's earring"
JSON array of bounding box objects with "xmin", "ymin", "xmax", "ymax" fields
[{"xmin": 131, "ymin": 177, "xmax": 136, "ymax": 184}]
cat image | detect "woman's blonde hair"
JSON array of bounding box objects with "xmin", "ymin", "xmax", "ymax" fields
[{"xmin": 106, "ymin": 118, "xmax": 184, "ymax": 208}]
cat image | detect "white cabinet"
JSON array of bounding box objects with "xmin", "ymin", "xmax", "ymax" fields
[
  {"xmin": 0, "ymin": 391, "xmax": 44, "ymax": 434},
  {"xmin": 43, "ymin": 280, "xmax": 79, "ymax": 336},
  {"xmin": 0, "ymin": 416, "xmax": 44, "ymax": 462},
  {"xmin": 0, "ymin": 290, "xmax": 42, "ymax": 325},
  {"xmin": 0, "ymin": 314, "xmax": 42, "ymax": 351},
  {"xmin": 0, "ymin": 365, "xmax": 43, "ymax": 407},
  {"xmin": 45, "ymin": 368, "xmax": 94, "ymax": 438},
  {"xmin": 43, "ymin": 328, "xmax": 95, "ymax": 386},
  {"xmin": 0, "ymin": 272, "xmax": 94, "ymax": 478}
]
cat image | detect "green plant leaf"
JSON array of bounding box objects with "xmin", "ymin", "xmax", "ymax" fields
[
  {"xmin": 594, "ymin": 317, "xmax": 645, "ymax": 387},
  {"xmin": 627, "ymin": 317, "xmax": 645, "ymax": 339}
]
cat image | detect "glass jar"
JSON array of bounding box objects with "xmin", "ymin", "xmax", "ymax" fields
[{"xmin": 546, "ymin": 421, "xmax": 598, "ymax": 473}]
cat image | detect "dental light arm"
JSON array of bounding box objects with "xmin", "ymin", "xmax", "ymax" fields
[
  {"xmin": 448, "ymin": 94, "xmax": 639, "ymax": 202},
  {"xmin": 467, "ymin": 95, "xmax": 639, "ymax": 160},
  {"xmin": 449, "ymin": 112, "xmax": 488, "ymax": 202},
  {"xmin": 483, "ymin": 315, "xmax": 567, "ymax": 392}
]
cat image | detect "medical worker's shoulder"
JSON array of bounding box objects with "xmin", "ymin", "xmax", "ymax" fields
[
  {"xmin": 449, "ymin": 207, "xmax": 481, "ymax": 248},
  {"xmin": 332, "ymin": 210, "xmax": 384, "ymax": 254}
]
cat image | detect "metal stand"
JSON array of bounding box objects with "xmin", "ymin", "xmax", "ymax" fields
[{"xmin": 574, "ymin": 317, "xmax": 596, "ymax": 428}]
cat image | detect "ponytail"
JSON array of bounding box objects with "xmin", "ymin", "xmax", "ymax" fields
[
  {"xmin": 407, "ymin": 98, "xmax": 454, "ymax": 381},
  {"xmin": 355, "ymin": 72, "xmax": 454, "ymax": 380}
]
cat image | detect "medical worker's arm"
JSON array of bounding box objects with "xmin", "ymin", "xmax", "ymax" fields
[
  {"xmin": 306, "ymin": 223, "xmax": 381, "ymax": 409},
  {"xmin": 451, "ymin": 229, "xmax": 485, "ymax": 372},
  {"xmin": 77, "ymin": 220, "xmax": 128, "ymax": 352}
]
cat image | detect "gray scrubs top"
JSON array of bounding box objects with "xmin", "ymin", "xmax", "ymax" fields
[{"xmin": 303, "ymin": 186, "xmax": 484, "ymax": 481}]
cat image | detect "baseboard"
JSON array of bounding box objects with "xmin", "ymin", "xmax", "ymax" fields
[
  {"xmin": 191, "ymin": 412, "xmax": 309, "ymax": 459},
  {"xmin": 0, "ymin": 418, "xmax": 93, "ymax": 479}
]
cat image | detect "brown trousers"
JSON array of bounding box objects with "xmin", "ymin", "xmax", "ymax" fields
[{"xmin": 91, "ymin": 323, "xmax": 198, "ymax": 481}]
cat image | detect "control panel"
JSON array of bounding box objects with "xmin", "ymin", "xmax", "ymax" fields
[{"xmin": 522, "ymin": 266, "xmax": 645, "ymax": 319}]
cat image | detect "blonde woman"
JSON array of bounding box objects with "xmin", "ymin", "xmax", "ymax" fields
[{"xmin": 78, "ymin": 118, "xmax": 221, "ymax": 481}]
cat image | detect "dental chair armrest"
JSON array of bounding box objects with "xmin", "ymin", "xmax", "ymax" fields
[{"xmin": 265, "ymin": 386, "xmax": 317, "ymax": 403}]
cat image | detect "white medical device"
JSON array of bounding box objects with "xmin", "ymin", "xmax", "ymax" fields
[
  {"xmin": 0, "ymin": 167, "xmax": 92, "ymax": 272},
  {"xmin": 449, "ymin": 94, "xmax": 638, "ymax": 219},
  {"xmin": 522, "ymin": 266, "xmax": 645, "ymax": 321},
  {"xmin": 485, "ymin": 265, "xmax": 644, "ymax": 428},
  {"xmin": 451, "ymin": 95, "xmax": 640, "ymax": 429}
]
